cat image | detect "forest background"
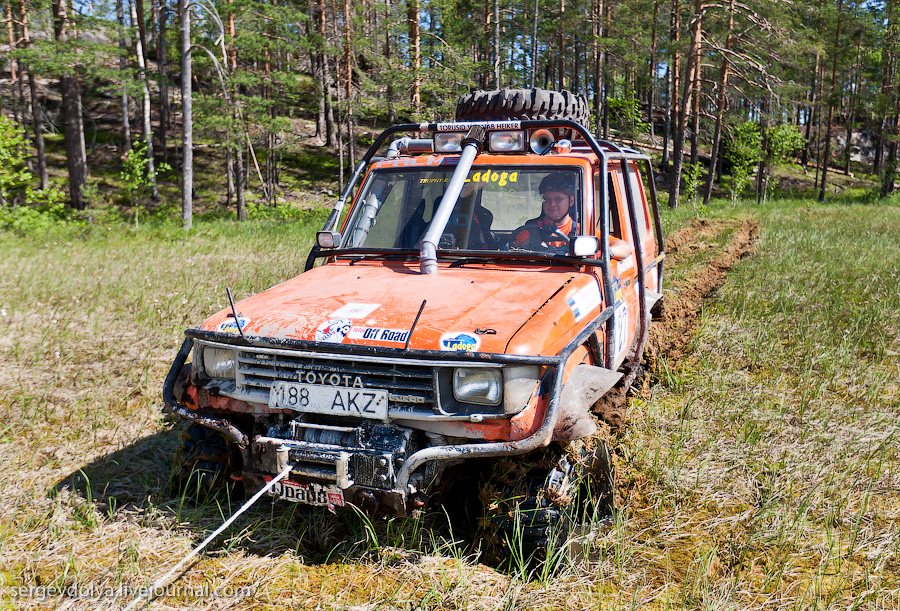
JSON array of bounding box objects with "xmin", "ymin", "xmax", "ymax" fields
[{"xmin": 0, "ymin": 0, "xmax": 899, "ymax": 228}]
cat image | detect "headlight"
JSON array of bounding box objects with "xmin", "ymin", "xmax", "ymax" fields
[
  {"xmin": 203, "ymin": 347, "xmax": 236, "ymax": 379},
  {"xmin": 503, "ymin": 365, "xmax": 541, "ymax": 415},
  {"xmin": 453, "ymin": 368, "xmax": 501, "ymax": 405}
]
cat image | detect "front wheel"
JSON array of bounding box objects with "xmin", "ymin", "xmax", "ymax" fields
[
  {"xmin": 477, "ymin": 440, "xmax": 615, "ymax": 572},
  {"xmin": 171, "ymin": 423, "xmax": 235, "ymax": 500}
]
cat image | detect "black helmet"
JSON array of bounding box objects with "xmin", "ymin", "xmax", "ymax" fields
[{"xmin": 538, "ymin": 173, "xmax": 576, "ymax": 195}]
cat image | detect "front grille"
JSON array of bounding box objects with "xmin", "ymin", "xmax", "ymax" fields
[{"xmin": 232, "ymin": 347, "xmax": 438, "ymax": 415}]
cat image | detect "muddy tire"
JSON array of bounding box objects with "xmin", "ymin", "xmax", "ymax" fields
[
  {"xmin": 477, "ymin": 441, "xmax": 615, "ymax": 571},
  {"xmin": 455, "ymin": 88, "xmax": 590, "ymax": 131},
  {"xmin": 477, "ymin": 447, "xmax": 573, "ymax": 570},
  {"xmin": 171, "ymin": 423, "xmax": 233, "ymax": 499}
]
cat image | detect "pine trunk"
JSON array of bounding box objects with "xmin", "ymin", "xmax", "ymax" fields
[
  {"xmin": 407, "ymin": 0, "xmax": 421, "ymax": 112},
  {"xmin": 181, "ymin": 0, "xmax": 192, "ymax": 229},
  {"xmin": 52, "ymin": 0, "xmax": 89, "ymax": 209},
  {"xmin": 132, "ymin": 0, "xmax": 159, "ymax": 200},
  {"xmin": 688, "ymin": 3, "xmax": 702, "ymax": 170},
  {"xmin": 648, "ymin": 1, "xmax": 659, "ymax": 140},
  {"xmin": 493, "ymin": 0, "xmax": 500, "ymax": 88},
  {"xmin": 158, "ymin": 4, "xmax": 170, "ymax": 164},
  {"xmin": 703, "ymin": 0, "xmax": 732, "ymax": 205},
  {"xmin": 801, "ymin": 52, "xmax": 819, "ymax": 168},
  {"xmin": 819, "ymin": 0, "xmax": 844, "ymax": 202},
  {"xmin": 19, "ymin": 2, "xmax": 48, "ymax": 188}
]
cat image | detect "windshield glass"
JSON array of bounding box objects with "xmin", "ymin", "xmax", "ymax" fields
[{"xmin": 341, "ymin": 166, "xmax": 582, "ymax": 253}]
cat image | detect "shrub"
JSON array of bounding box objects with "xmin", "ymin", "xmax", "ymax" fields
[{"xmin": 725, "ymin": 122, "xmax": 762, "ymax": 206}]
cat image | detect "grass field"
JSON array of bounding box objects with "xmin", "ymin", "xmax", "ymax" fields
[{"xmin": 0, "ymin": 198, "xmax": 898, "ymax": 610}]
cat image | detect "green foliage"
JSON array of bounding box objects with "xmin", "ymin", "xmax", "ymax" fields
[
  {"xmin": 244, "ymin": 202, "xmax": 329, "ymax": 224},
  {"xmin": 0, "ymin": 116, "xmax": 31, "ymax": 206},
  {"xmin": 725, "ymin": 122, "xmax": 762, "ymax": 206},
  {"xmin": 606, "ymin": 93, "xmax": 650, "ymax": 142},
  {"xmin": 0, "ymin": 115, "xmax": 70, "ymax": 234},
  {"xmin": 766, "ymin": 124, "xmax": 804, "ymax": 167},
  {"xmin": 0, "ymin": 191, "xmax": 69, "ymax": 235},
  {"xmin": 120, "ymin": 141, "xmax": 172, "ymax": 224},
  {"xmin": 683, "ymin": 162, "xmax": 705, "ymax": 215}
]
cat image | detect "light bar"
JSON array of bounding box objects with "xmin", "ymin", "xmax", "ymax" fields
[
  {"xmin": 434, "ymin": 132, "xmax": 464, "ymax": 153},
  {"xmin": 488, "ymin": 130, "xmax": 526, "ymax": 152}
]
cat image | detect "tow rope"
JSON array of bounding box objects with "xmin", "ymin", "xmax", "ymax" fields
[{"xmin": 122, "ymin": 463, "xmax": 294, "ymax": 611}]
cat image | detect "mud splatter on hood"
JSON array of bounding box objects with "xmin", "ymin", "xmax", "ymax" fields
[{"xmin": 199, "ymin": 260, "xmax": 604, "ymax": 355}]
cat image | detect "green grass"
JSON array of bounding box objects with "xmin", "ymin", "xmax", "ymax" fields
[{"xmin": 0, "ymin": 198, "xmax": 898, "ymax": 609}]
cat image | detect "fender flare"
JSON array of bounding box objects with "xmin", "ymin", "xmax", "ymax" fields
[{"xmin": 553, "ymin": 363, "xmax": 622, "ymax": 441}]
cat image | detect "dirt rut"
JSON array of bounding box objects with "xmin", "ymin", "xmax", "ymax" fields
[{"xmin": 645, "ymin": 218, "xmax": 760, "ymax": 372}]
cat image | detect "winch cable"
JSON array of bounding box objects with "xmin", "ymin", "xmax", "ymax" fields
[{"xmin": 122, "ymin": 463, "xmax": 294, "ymax": 611}]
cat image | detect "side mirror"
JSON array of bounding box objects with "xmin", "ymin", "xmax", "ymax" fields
[
  {"xmin": 316, "ymin": 231, "xmax": 342, "ymax": 248},
  {"xmin": 570, "ymin": 236, "xmax": 600, "ymax": 257},
  {"xmin": 609, "ymin": 237, "xmax": 634, "ymax": 261}
]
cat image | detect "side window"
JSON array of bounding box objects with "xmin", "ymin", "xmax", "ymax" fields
[
  {"xmin": 612, "ymin": 171, "xmax": 632, "ymax": 242},
  {"xmin": 626, "ymin": 164, "xmax": 650, "ymax": 235},
  {"xmin": 593, "ymin": 171, "xmax": 625, "ymax": 238}
]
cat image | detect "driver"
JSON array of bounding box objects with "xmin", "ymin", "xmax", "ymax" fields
[{"xmin": 513, "ymin": 173, "xmax": 578, "ymax": 250}]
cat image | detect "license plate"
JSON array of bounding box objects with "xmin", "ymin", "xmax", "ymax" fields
[
  {"xmin": 266, "ymin": 478, "xmax": 344, "ymax": 507},
  {"xmin": 268, "ymin": 381, "xmax": 388, "ymax": 419}
]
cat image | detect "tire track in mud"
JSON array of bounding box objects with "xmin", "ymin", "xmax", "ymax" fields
[{"xmin": 644, "ymin": 218, "xmax": 760, "ymax": 373}]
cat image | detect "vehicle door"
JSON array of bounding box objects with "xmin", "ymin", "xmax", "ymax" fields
[
  {"xmin": 593, "ymin": 167, "xmax": 639, "ymax": 368},
  {"xmin": 623, "ymin": 162, "xmax": 660, "ymax": 295}
]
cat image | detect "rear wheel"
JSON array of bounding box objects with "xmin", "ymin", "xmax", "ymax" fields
[{"xmin": 171, "ymin": 423, "xmax": 234, "ymax": 499}]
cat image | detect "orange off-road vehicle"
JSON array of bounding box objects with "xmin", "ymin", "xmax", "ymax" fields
[{"xmin": 163, "ymin": 89, "xmax": 664, "ymax": 562}]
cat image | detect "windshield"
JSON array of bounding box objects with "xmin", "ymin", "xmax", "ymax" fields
[{"xmin": 341, "ymin": 166, "xmax": 582, "ymax": 253}]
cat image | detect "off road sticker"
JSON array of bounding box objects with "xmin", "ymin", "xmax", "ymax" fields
[
  {"xmin": 348, "ymin": 326, "xmax": 410, "ymax": 343},
  {"xmin": 216, "ymin": 317, "xmax": 250, "ymax": 334},
  {"xmin": 566, "ymin": 282, "xmax": 602, "ymax": 322},
  {"xmin": 330, "ymin": 302, "xmax": 380, "ymax": 319},
  {"xmin": 439, "ymin": 332, "xmax": 481, "ymax": 352},
  {"xmin": 315, "ymin": 318, "xmax": 352, "ymax": 343}
]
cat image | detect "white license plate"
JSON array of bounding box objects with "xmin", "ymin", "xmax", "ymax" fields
[
  {"xmin": 266, "ymin": 478, "xmax": 344, "ymax": 507},
  {"xmin": 268, "ymin": 381, "xmax": 388, "ymax": 419}
]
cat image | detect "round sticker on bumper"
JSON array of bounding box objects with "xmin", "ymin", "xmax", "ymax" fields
[
  {"xmin": 316, "ymin": 318, "xmax": 352, "ymax": 343},
  {"xmin": 439, "ymin": 332, "xmax": 481, "ymax": 352}
]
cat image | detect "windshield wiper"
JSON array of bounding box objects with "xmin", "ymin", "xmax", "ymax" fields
[
  {"xmin": 311, "ymin": 248, "xmax": 419, "ymax": 265},
  {"xmin": 446, "ymin": 252, "xmax": 582, "ymax": 268}
]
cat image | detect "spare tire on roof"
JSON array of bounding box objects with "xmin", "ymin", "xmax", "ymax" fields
[{"xmin": 455, "ymin": 88, "xmax": 590, "ymax": 136}]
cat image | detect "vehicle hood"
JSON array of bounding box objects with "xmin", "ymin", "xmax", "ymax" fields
[{"xmin": 199, "ymin": 260, "xmax": 604, "ymax": 355}]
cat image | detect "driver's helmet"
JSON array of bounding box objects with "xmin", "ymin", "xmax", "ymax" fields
[{"xmin": 538, "ymin": 173, "xmax": 576, "ymax": 196}]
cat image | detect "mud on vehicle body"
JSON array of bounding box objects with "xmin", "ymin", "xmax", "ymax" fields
[{"xmin": 163, "ymin": 88, "xmax": 665, "ymax": 564}]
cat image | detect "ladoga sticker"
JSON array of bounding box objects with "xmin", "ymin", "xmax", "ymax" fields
[
  {"xmin": 440, "ymin": 332, "xmax": 480, "ymax": 352},
  {"xmin": 316, "ymin": 318, "xmax": 352, "ymax": 343},
  {"xmin": 217, "ymin": 317, "xmax": 250, "ymax": 334},
  {"xmin": 566, "ymin": 282, "xmax": 602, "ymax": 322},
  {"xmin": 348, "ymin": 326, "xmax": 410, "ymax": 343}
]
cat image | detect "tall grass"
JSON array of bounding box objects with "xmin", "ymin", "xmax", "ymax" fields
[{"xmin": 0, "ymin": 200, "xmax": 898, "ymax": 609}]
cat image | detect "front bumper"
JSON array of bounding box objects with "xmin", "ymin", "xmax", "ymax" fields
[{"xmin": 162, "ymin": 310, "xmax": 612, "ymax": 514}]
